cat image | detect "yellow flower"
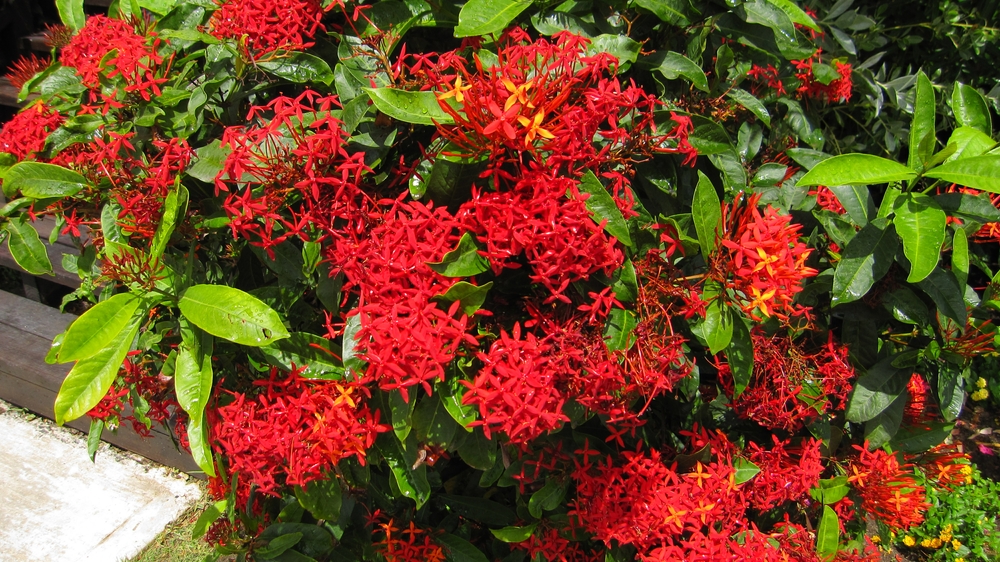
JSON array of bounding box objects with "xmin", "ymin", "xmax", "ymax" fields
[
  {"xmin": 921, "ymin": 538, "xmax": 933, "ymax": 548},
  {"xmin": 871, "ymin": 536, "xmax": 881, "ymax": 544},
  {"xmin": 961, "ymin": 465, "xmax": 973, "ymax": 475},
  {"xmin": 931, "ymin": 538, "xmax": 943, "ymax": 548},
  {"xmin": 953, "ymin": 539, "xmax": 962, "ymax": 550},
  {"xmin": 957, "ymin": 558, "xmax": 965, "ymax": 562},
  {"xmin": 903, "ymin": 536, "xmax": 916, "ymax": 546},
  {"xmin": 971, "ymin": 388, "xmax": 989, "ymax": 401},
  {"xmin": 977, "ymin": 377, "xmax": 988, "ymax": 388}
]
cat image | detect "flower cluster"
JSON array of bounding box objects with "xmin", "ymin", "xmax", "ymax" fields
[
  {"xmin": 209, "ymin": 0, "xmax": 329, "ymax": 59},
  {"xmin": 792, "ymin": 51, "xmax": 853, "ymax": 103},
  {"xmin": 0, "ymin": 102, "xmax": 63, "ymax": 160},
  {"xmin": 847, "ymin": 445, "xmax": 930, "ymax": 531}
]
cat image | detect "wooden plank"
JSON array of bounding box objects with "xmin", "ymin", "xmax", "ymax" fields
[
  {"xmin": 0, "ymin": 290, "xmax": 201, "ymax": 474},
  {"xmin": 0, "ymin": 217, "xmax": 83, "ymax": 288},
  {"xmin": 0, "ymin": 77, "xmax": 20, "ymax": 108}
]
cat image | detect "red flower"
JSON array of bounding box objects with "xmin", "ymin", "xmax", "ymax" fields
[
  {"xmin": 0, "ymin": 102, "xmax": 63, "ymax": 160},
  {"xmin": 792, "ymin": 51, "xmax": 853, "ymax": 103},
  {"xmin": 209, "ymin": 0, "xmax": 329, "ymax": 60},
  {"xmin": 374, "ymin": 519, "xmax": 446, "ymax": 562},
  {"xmin": 744, "ymin": 436, "xmax": 824, "ymax": 510},
  {"xmin": 846, "ymin": 444, "xmax": 930, "ymax": 531}
]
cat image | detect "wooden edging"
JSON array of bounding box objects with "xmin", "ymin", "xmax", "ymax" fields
[{"xmin": 0, "ymin": 289, "xmax": 201, "ymax": 474}]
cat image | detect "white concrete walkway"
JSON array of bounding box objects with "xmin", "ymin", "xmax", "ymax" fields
[{"xmin": 0, "ymin": 402, "xmax": 202, "ymax": 562}]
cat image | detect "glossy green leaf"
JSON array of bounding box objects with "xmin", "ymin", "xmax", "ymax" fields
[
  {"xmin": 257, "ymin": 52, "xmax": 334, "ymax": 85},
  {"xmin": 831, "ymin": 219, "xmax": 897, "ymax": 305},
  {"xmin": 364, "ymin": 87, "xmax": 455, "ymax": 126},
  {"xmin": 767, "ymin": 0, "xmax": 820, "ymax": 31},
  {"xmin": 733, "ymin": 458, "xmax": 760, "ymax": 484},
  {"xmin": 434, "ymin": 281, "xmax": 492, "ymax": 316},
  {"xmin": 437, "ymin": 377, "xmax": 477, "ymax": 429},
  {"xmin": 610, "ymin": 258, "xmax": 638, "ymax": 303},
  {"xmin": 633, "ymin": 0, "xmax": 689, "ymax": 25},
  {"xmin": 491, "ymin": 523, "xmax": 538, "ymax": 543},
  {"xmin": 937, "ymin": 363, "xmax": 966, "ymax": 422},
  {"xmin": 953, "ymin": 228, "xmax": 969, "ymax": 289},
  {"xmin": 437, "ymin": 533, "xmax": 489, "ymax": 562},
  {"xmin": 657, "ymin": 52, "xmax": 709, "ymax": 92},
  {"xmin": 440, "ymin": 494, "xmax": 516, "ymax": 526},
  {"xmin": 186, "ymin": 412, "xmax": 214, "ymax": 478},
  {"xmin": 376, "ymin": 432, "xmax": 431, "ymax": 508},
  {"xmin": 294, "ymin": 478, "xmax": 342, "ymax": 522},
  {"xmin": 603, "ymin": 308, "xmax": 637, "ymax": 352},
  {"xmin": 187, "ymin": 140, "xmax": 231, "ymax": 183},
  {"xmin": 175, "ymin": 319, "xmax": 215, "ymax": 476},
  {"xmin": 863, "ymin": 393, "xmax": 906, "ymax": 448},
  {"xmin": 414, "ymin": 393, "xmax": 459, "ymax": 447},
  {"xmin": 576, "ymin": 171, "xmax": 632, "ymax": 246},
  {"xmin": 54, "ymin": 316, "xmax": 141, "ymax": 425},
  {"xmin": 457, "ymin": 427, "xmax": 495, "ymax": 470},
  {"xmin": 816, "ymin": 506, "xmax": 840, "ymax": 559},
  {"xmin": 796, "ymin": 154, "xmax": 916, "ymax": 186},
  {"xmin": 916, "ymin": 267, "xmax": 967, "ymax": 324},
  {"xmin": 692, "ymin": 171, "xmax": 721, "ymax": 255},
  {"xmin": 86, "ymin": 418, "xmax": 103, "ymax": 462},
  {"xmin": 588, "ymin": 35, "xmax": 641, "ymax": 70},
  {"xmin": 826, "ymin": 184, "xmax": 873, "ymax": 226},
  {"xmin": 342, "ymin": 314, "xmax": 365, "ymax": 377},
  {"xmin": 701, "ymin": 298, "xmax": 732, "ymax": 355},
  {"xmin": 387, "ymin": 389, "xmax": 415, "ymax": 441},
  {"xmin": 908, "ymin": 71, "xmax": 936, "ymax": 171},
  {"xmin": 57, "ymin": 0, "xmax": 85, "ymax": 29},
  {"xmin": 877, "ymin": 186, "xmax": 901, "ymax": 219},
  {"xmin": 455, "ymin": 0, "xmax": 533, "ymax": 37},
  {"xmin": 923, "ymin": 154, "xmax": 1000, "ymax": 193},
  {"xmin": 178, "ymin": 284, "xmax": 290, "ymax": 346},
  {"xmin": 428, "ymin": 232, "xmax": 490, "ymax": 277},
  {"xmin": 260, "ymin": 332, "xmax": 344, "ymax": 379},
  {"xmin": 4, "ymin": 216, "xmax": 52, "ymax": 275},
  {"xmin": 150, "ymin": 184, "xmax": 187, "ymax": 262},
  {"xmin": 935, "ymin": 191, "xmax": 1000, "ymax": 223},
  {"xmin": 944, "ymin": 126, "xmax": 996, "ymax": 162},
  {"xmin": 528, "ymin": 479, "xmax": 567, "ymax": 518},
  {"xmin": 3, "ymin": 162, "xmax": 90, "ymax": 199},
  {"xmin": 58, "ymin": 293, "xmax": 141, "ymax": 363},
  {"xmin": 727, "ymin": 314, "xmax": 753, "ymax": 398},
  {"xmin": 845, "ymin": 356, "xmax": 908, "ymax": 423},
  {"xmin": 726, "ymin": 88, "xmax": 770, "ymax": 127},
  {"xmin": 882, "ymin": 287, "xmax": 930, "ymax": 325},
  {"xmin": 809, "ymin": 476, "xmax": 850, "ymax": 504},
  {"xmin": 951, "ymin": 82, "xmax": 991, "ymax": 135},
  {"xmin": 892, "ymin": 421, "xmax": 954, "ymax": 453},
  {"xmin": 893, "ymin": 193, "xmax": 946, "ymax": 283},
  {"xmin": 192, "ymin": 499, "xmax": 227, "ymax": 540},
  {"xmin": 255, "ymin": 532, "xmax": 301, "ymax": 559}
]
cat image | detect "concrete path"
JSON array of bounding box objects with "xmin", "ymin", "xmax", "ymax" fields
[{"xmin": 0, "ymin": 401, "xmax": 203, "ymax": 562}]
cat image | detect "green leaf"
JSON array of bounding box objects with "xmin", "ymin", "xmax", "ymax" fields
[
  {"xmin": 491, "ymin": 523, "xmax": 538, "ymax": 543},
  {"xmin": 384, "ymin": 389, "xmax": 414, "ymax": 441},
  {"xmin": 3, "ymin": 162, "xmax": 91, "ymax": 199},
  {"xmin": 831, "ymin": 219, "xmax": 897, "ymax": 305},
  {"xmin": 187, "ymin": 140, "xmax": 231, "ymax": 183},
  {"xmin": 882, "ymin": 287, "xmax": 930, "ymax": 325},
  {"xmin": 953, "ymin": 228, "xmax": 969, "ymax": 290},
  {"xmin": 845, "ymin": 356, "xmax": 908, "ymax": 423},
  {"xmin": 657, "ymin": 52, "xmax": 709, "ymax": 93},
  {"xmin": 575, "ymin": 171, "xmax": 632, "ymax": 246},
  {"xmin": 257, "ymin": 53, "xmax": 334, "ymax": 85},
  {"xmin": 908, "ymin": 71, "xmax": 936, "ymax": 172},
  {"xmin": 892, "ymin": 421, "xmax": 954, "ymax": 453},
  {"xmin": 816, "ymin": 506, "xmax": 840, "ymax": 559},
  {"xmin": 364, "ymin": 87, "xmax": 455, "ymax": 126},
  {"xmin": 457, "ymin": 427, "xmax": 496, "ymax": 470},
  {"xmin": 437, "ymin": 378, "xmax": 477, "ymax": 429},
  {"xmin": 175, "ymin": 319, "xmax": 215, "ymax": 476},
  {"xmin": 727, "ymin": 314, "xmax": 753, "ymax": 398},
  {"xmin": 87, "ymin": 418, "xmax": 103, "ymax": 462},
  {"xmin": 437, "ymin": 533, "xmax": 489, "ymax": 562},
  {"xmin": 701, "ymin": 298, "xmax": 732, "ymax": 355},
  {"xmin": 256, "ymin": 533, "xmax": 302, "ymax": 559},
  {"xmin": 260, "ymin": 332, "xmax": 344, "ymax": 379},
  {"xmin": 809, "ymin": 476, "xmax": 850, "ymax": 504},
  {"xmin": 413, "ymin": 393, "xmax": 459, "ymax": 447},
  {"xmin": 726, "ymin": 88, "xmax": 770, "ymax": 127},
  {"xmin": 528, "ymin": 479, "xmax": 567, "ymax": 518},
  {"xmin": 455, "ymin": 0, "xmax": 533, "ymax": 37},
  {"xmin": 935, "ymin": 191, "xmax": 1000, "ymax": 223},
  {"xmin": 923, "ymin": 154, "xmax": 1000, "ymax": 193},
  {"xmin": 588, "ymin": 35, "xmax": 641, "ymax": 70},
  {"xmin": 376, "ymin": 432, "xmax": 431, "ymax": 508},
  {"xmin": 943, "ymin": 127, "xmax": 996, "ymax": 162},
  {"xmin": 192, "ymin": 500, "xmax": 227, "ymax": 540},
  {"xmin": 54, "ymin": 316, "xmax": 141, "ymax": 425},
  {"xmin": 610, "ymin": 258, "xmax": 638, "ymax": 303},
  {"xmin": 767, "ymin": 0, "xmax": 820, "ymax": 31},
  {"xmin": 427, "ymin": 232, "xmax": 490, "ymax": 277},
  {"xmin": 433, "ymin": 281, "xmax": 492, "ymax": 316},
  {"xmin": 58, "ymin": 293, "xmax": 141, "ymax": 363},
  {"xmin": 439, "ymin": 494, "xmax": 516, "ymax": 526},
  {"xmin": 178, "ymin": 285, "xmax": 290, "ymax": 346},
  {"xmin": 186, "ymin": 413, "xmax": 214, "ymax": 478},
  {"xmin": 632, "ymin": 0, "xmax": 690, "ymax": 26},
  {"xmin": 796, "ymin": 154, "xmax": 917, "ymax": 186},
  {"xmin": 57, "ymin": 0, "xmax": 85, "ymax": 29},
  {"xmin": 151, "ymin": 184, "xmax": 187, "ymax": 262},
  {"xmin": 342, "ymin": 314, "xmax": 364, "ymax": 377},
  {"xmin": 602, "ymin": 308, "xmax": 637, "ymax": 352},
  {"xmin": 691, "ymin": 170, "xmax": 721, "ymax": 255},
  {"xmin": 951, "ymin": 82, "xmax": 991, "ymax": 136},
  {"xmin": 294, "ymin": 478, "xmax": 342, "ymax": 522},
  {"xmin": 937, "ymin": 363, "xmax": 966, "ymax": 422},
  {"xmin": 826, "ymin": 185, "xmax": 873, "ymax": 226},
  {"xmin": 4, "ymin": 216, "xmax": 52, "ymax": 275},
  {"xmin": 733, "ymin": 458, "xmax": 760, "ymax": 484},
  {"xmin": 916, "ymin": 267, "xmax": 967, "ymax": 325},
  {"xmin": 863, "ymin": 392, "xmax": 906, "ymax": 448},
  {"xmin": 893, "ymin": 193, "xmax": 946, "ymax": 283}
]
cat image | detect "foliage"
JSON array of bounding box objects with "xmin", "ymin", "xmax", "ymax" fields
[{"xmin": 1, "ymin": 0, "xmax": 999, "ymax": 560}]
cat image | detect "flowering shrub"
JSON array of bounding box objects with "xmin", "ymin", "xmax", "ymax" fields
[{"xmin": 1, "ymin": 0, "xmax": 1000, "ymax": 560}]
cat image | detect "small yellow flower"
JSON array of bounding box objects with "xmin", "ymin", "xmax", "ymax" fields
[
  {"xmin": 871, "ymin": 536, "xmax": 881, "ymax": 544},
  {"xmin": 953, "ymin": 539, "xmax": 962, "ymax": 550},
  {"xmin": 921, "ymin": 538, "xmax": 934, "ymax": 548},
  {"xmin": 961, "ymin": 465, "xmax": 973, "ymax": 475},
  {"xmin": 931, "ymin": 538, "xmax": 943, "ymax": 548},
  {"xmin": 977, "ymin": 377, "xmax": 988, "ymax": 388},
  {"xmin": 956, "ymin": 558, "xmax": 965, "ymax": 562},
  {"xmin": 971, "ymin": 388, "xmax": 990, "ymax": 401},
  {"xmin": 903, "ymin": 536, "xmax": 916, "ymax": 546}
]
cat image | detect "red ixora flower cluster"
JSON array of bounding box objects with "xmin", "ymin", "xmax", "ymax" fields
[
  {"xmin": 793, "ymin": 50, "xmax": 853, "ymax": 103},
  {"xmin": 718, "ymin": 195, "xmax": 818, "ymax": 321},
  {"xmin": 210, "ymin": 368, "xmax": 387, "ymax": 497},
  {"xmin": 59, "ymin": 15, "xmax": 168, "ymax": 104},
  {"xmin": 0, "ymin": 102, "xmax": 63, "ymax": 160},
  {"xmin": 744, "ymin": 436, "xmax": 824, "ymax": 510},
  {"xmin": 846, "ymin": 445, "xmax": 931, "ymax": 531},
  {"xmin": 374, "ymin": 519, "xmax": 446, "ymax": 562},
  {"xmin": 718, "ymin": 332, "xmax": 856, "ymax": 431},
  {"xmin": 209, "ymin": 0, "xmax": 331, "ymax": 60}
]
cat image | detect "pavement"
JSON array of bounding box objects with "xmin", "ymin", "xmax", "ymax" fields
[{"xmin": 0, "ymin": 400, "xmax": 203, "ymax": 562}]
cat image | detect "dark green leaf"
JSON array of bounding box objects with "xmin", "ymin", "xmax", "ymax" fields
[
  {"xmin": 893, "ymin": 193, "xmax": 946, "ymax": 283},
  {"xmin": 726, "ymin": 88, "xmax": 770, "ymax": 127},
  {"xmin": 528, "ymin": 479, "xmax": 567, "ymax": 518},
  {"xmin": 691, "ymin": 171, "xmax": 721, "ymax": 255},
  {"xmin": 826, "ymin": 184, "xmax": 873, "ymax": 226},
  {"xmin": 433, "ymin": 281, "xmax": 492, "ymax": 316},
  {"xmin": 294, "ymin": 478, "xmax": 342, "ymax": 522},
  {"xmin": 437, "ymin": 533, "xmax": 489, "ymax": 562},
  {"xmin": 457, "ymin": 427, "xmax": 495, "ymax": 470},
  {"xmin": 588, "ymin": 35, "xmax": 641, "ymax": 71},
  {"xmin": 923, "ymin": 154, "xmax": 1000, "ymax": 193},
  {"xmin": 816, "ymin": 506, "xmax": 840, "ymax": 559},
  {"xmin": 455, "ymin": 0, "xmax": 533, "ymax": 37},
  {"xmin": 845, "ymin": 356, "xmax": 908, "ymax": 423},
  {"xmin": 831, "ymin": 219, "xmax": 897, "ymax": 305},
  {"xmin": 376, "ymin": 432, "xmax": 431, "ymax": 508},
  {"xmin": 258, "ymin": 523, "xmax": 332, "ymax": 559},
  {"xmin": 610, "ymin": 258, "xmax": 638, "ymax": 303},
  {"xmin": 428, "ymin": 232, "xmax": 490, "ymax": 277},
  {"xmin": 151, "ymin": 184, "xmax": 187, "ymax": 261},
  {"xmin": 602, "ymin": 308, "xmax": 637, "ymax": 352},
  {"xmin": 364, "ymin": 87, "xmax": 455, "ymax": 126},
  {"xmin": 908, "ymin": 71, "xmax": 936, "ymax": 172},
  {"xmin": 439, "ymin": 495, "xmax": 516, "ymax": 526},
  {"xmin": 951, "ymin": 82, "xmax": 991, "ymax": 136},
  {"xmin": 179, "ymin": 285, "xmax": 290, "ymax": 346},
  {"xmin": 575, "ymin": 171, "xmax": 632, "ymax": 246},
  {"xmin": 768, "ymin": 0, "xmax": 820, "ymax": 31},
  {"xmin": 413, "ymin": 393, "xmax": 459, "ymax": 447},
  {"xmin": 863, "ymin": 392, "xmax": 906, "ymax": 448},
  {"xmin": 882, "ymin": 287, "xmax": 930, "ymax": 325},
  {"xmin": 633, "ymin": 0, "xmax": 690, "ymax": 26},
  {"xmin": 260, "ymin": 332, "xmax": 344, "ymax": 379},
  {"xmin": 953, "ymin": 228, "xmax": 969, "ymax": 289},
  {"xmin": 727, "ymin": 314, "xmax": 753, "ymax": 398},
  {"xmin": 256, "ymin": 533, "xmax": 302, "ymax": 559},
  {"xmin": 786, "ymin": 148, "xmax": 832, "ymax": 170},
  {"xmin": 87, "ymin": 418, "xmax": 103, "ymax": 462},
  {"xmin": 490, "ymin": 523, "xmax": 538, "ymax": 543},
  {"xmin": 257, "ymin": 53, "xmax": 334, "ymax": 85},
  {"xmin": 699, "ymin": 297, "xmax": 732, "ymax": 355},
  {"xmin": 796, "ymin": 154, "xmax": 917, "ymax": 186},
  {"xmin": 657, "ymin": 52, "xmax": 708, "ymax": 92},
  {"xmin": 437, "ymin": 377, "xmax": 477, "ymax": 429},
  {"xmin": 187, "ymin": 140, "xmax": 231, "ymax": 183},
  {"xmin": 3, "ymin": 162, "xmax": 90, "ymax": 199},
  {"xmin": 935, "ymin": 192, "xmax": 1000, "ymax": 223},
  {"xmin": 892, "ymin": 421, "xmax": 954, "ymax": 453},
  {"xmin": 916, "ymin": 267, "xmax": 967, "ymax": 324},
  {"xmin": 342, "ymin": 314, "xmax": 364, "ymax": 377},
  {"xmin": 192, "ymin": 500, "xmax": 227, "ymax": 540},
  {"xmin": 937, "ymin": 363, "xmax": 966, "ymax": 422}
]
